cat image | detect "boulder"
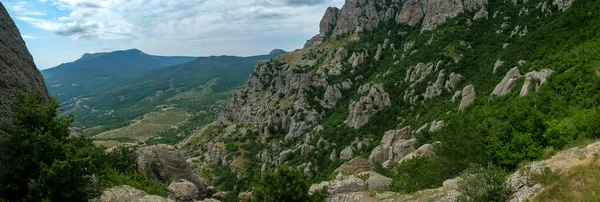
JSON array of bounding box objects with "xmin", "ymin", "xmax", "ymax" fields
[
  {"xmin": 473, "ymin": 7, "xmax": 489, "ymax": 20},
  {"xmin": 168, "ymin": 179, "xmax": 200, "ymax": 202},
  {"xmin": 95, "ymin": 185, "xmax": 172, "ymax": 202},
  {"xmin": 519, "ymin": 69, "xmax": 553, "ymax": 96},
  {"xmin": 369, "ymin": 127, "xmax": 416, "ymax": 168},
  {"xmin": 345, "ymin": 84, "xmax": 391, "ymax": 129},
  {"xmin": 429, "ymin": 120, "xmax": 445, "ymax": 132},
  {"xmin": 335, "ymin": 157, "xmax": 375, "ymax": 174},
  {"xmin": 399, "ymin": 142, "xmax": 438, "ymax": 164},
  {"xmin": 136, "ymin": 145, "xmax": 206, "ymax": 199},
  {"xmin": 424, "ymin": 71, "xmax": 446, "ymax": 99},
  {"xmin": 459, "ymin": 85, "xmax": 476, "ymax": 111},
  {"xmin": 493, "ymin": 59, "xmax": 505, "ymax": 74},
  {"xmin": 322, "ymin": 85, "xmax": 342, "ymax": 109},
  {"xmin": 444, "ymin": 73, "xmax": 462, "ymax": 91},
  {"xmin": 492, "ymin": 67, "xmax": 521, "ymax": 96},
  {"xmin": 363, "ymin": 172, "xmax": 392, "ymax": 191},
  {"xmin": 340, "ymin": 146, "xmax": 355, "ymax": 160}
]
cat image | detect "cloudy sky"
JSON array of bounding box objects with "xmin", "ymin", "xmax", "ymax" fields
[{"xmin": 2, "ymin": 0, "xmax": 345, "ymax": 70}]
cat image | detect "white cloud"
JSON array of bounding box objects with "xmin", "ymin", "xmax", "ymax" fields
[
  {"xmin": 21, "ymin": 34, "xmax": 37, "ymax": 39},
  {"xmin": 21, "ymin": 0, "xmax": 343, "ymax": 41},
  {"xmin": 10, "ymin": 0, "xmax": 346, "ymax": 68}
]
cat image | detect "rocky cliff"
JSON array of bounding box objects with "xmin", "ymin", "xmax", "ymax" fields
[{"xmin": 0, "ymin": 3, "xmax": 49, "ymax": 124}]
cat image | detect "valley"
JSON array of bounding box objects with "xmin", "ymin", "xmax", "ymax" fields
[{"xmin": 2, "ymin": 0, "xmax": 600, "ymax": 201}]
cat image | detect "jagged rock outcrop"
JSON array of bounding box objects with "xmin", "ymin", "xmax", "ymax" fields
[
  {"xmin": 459, "ymin": 84, "xmax": 476, "ymax": 110},
  {"xmin": 0, "ymin": 3, "xmax": 50, "ymax": 124},
  {"xmin": 397, "ymin": 0, "xmax": 427, "ymax": 26},
  {"xmin": 94, "ymin": 185, "xmax": 172, "ymax": 202},
  {"xmin": 519, "ymin": 69, "xmax": 553, "ymax": 96},
  {"xmin": 422, "ymin": 0, "xmax": 488, "ymax": 31},
  {"xmin": 340, "ymin": 146, "xmax": 355, "ymax": 160},
  {"xmin": 368, "ymin": 127, "xmax": 416, "ymax": 168},
  {"xmin": 305, "ymin": 7, "xmax": 341, "ymax": 47},
  {"xmin": 322, "ymin": 85, "xmax": 343, "ymax": 109},
  {"xmin": 493, "ymin": 59, "xmax": 505, "ymax": 74},
  {"xmin": 136, "ymin": 145, "xmax": 207, "ymax": 199},
  {"xmin": 345, "ymin": 84, "xmax": 391, "ymax": 129},
  {"xmin": 332, "ymin": 0, "xmax": 394, "ymax": 37},
  {"xmin": 492, "ymin": 67, "xmax": 521, "ymax": 96},
  {"xmin": 424, "ymin": 71, "xmax": 446, "ymax": 99},
  {"xmin": 168, "ymin": 179, "xmax": 201, "ymax": 202}
]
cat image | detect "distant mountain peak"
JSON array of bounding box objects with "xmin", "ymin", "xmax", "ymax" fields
[
  {"xmin": 79, "ymin": 49, "xmax": 147, "ymax": 61},
  {"xmin": 269, "ymin": 49, "xmax": 287, "ymax": 55}
]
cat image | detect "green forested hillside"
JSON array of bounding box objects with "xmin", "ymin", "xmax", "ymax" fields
[{"xmin": 182, "ymin": 0, "xmax": 600, "ymax": 200}]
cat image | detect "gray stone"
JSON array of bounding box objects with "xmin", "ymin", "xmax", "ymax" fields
[
  {"xmin": 335, "ymin": 157, "xmax": 375, "ymax": 174},
  {"xmin": 340, "ymin": 146, "xmax": 355, "ymax": 160},
  {"xmin": 520, "ymin": 69, "xmax": 553, "ymax": 96},
  {"xmin": 345, "ymin": 84, "xmax": 391, "ymax": 129},
  {"xmin": 492, "ymin": 67, "xmax": 521, "ymax": 96},
  {"xmin": 168, "ymin": 179, "xmax": 200, "ymax": 202},
  {"xmin": 96, "ymin": 185, "xmax": 172, "ymax": 202},
  {"xmin": 136, "ymin": 145, "xmax": 207, "ymax": 199},
  {"xmin": 459, "ymin": 85, "xmax": 476, "ymax": 111}
]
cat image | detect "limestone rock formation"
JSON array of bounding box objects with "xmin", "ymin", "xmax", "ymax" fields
[
  {"xmin": 340, "ymin": 146, "xmax": 355, "ymax": 160},
  {"xmin": 429, "ymin": 120, "xmax": 445, "ymax": 132},
  {"xmin": 322, "ymin": 85, "xmax": 343, "ymax": 109},
  {"xmin": 335, "ymin": 157, "xmax": 375, "ymax": 174},
  {"xmin": 136, "ymin": 145, "xmax": 207, "ymax": 199},
  {"xmin": 94, "ymin": 185, "xmax": 172, "ymax": 202},
  {"xmin": 345, "ymin": 84, "xmax": 391, "ymax": 129},
  {"xmin": 309, "ymin": 171, "xmax": 392, "ymax": 195},
  {"xmin": 168, "ymin": 179, "xmax": 201, "ymax": 202},
  {"xmin": 492, "ymin": 67, "xmax": 521, "ymax": 96},
  {"xmin": 520, "ymin": 69, "xmax": 553, "ymax": 96},
  {"xmin": 305, "ymin": 7, "xmax": 341, "ymax": 47},
  {"xmin": 368, "ymin": 127, "xmax": 416, "ymax": 168},
  {"xmin": 508, "ymin": 141, "xmax": 600, "ymax": 201},
  {"xmin": 397, "ymin": 0, "xmax": 427, "ymax": 26},
  {"xmin": 332, "ymin": 0, "xmax": 393, "ymax": 37},
  {"xmin": 0, "ymin": 3, "xmax": 49, "ymax": 124},
  {"xmin": 459, "ymin": 84, "xmax": 476, "ymax": 110},
  {"xmin": 422, "ymin": 0, "xmax": 488, "ymax": 31},
  {"xmin": 399, "ymin": 142, "xmax": 439, "ymax": 164}
]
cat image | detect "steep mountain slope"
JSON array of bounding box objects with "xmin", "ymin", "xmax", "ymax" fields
[
  {"xmin": 0, "ymin": 2, "xmax": 50, "ymax": 165},
  {"xmin": 42, "ymin": 49, "xmax": 196, "ymax": 104},
  {"xmin": 179, "ymin": 0, "xmax": 600, "ymax": 200},
  {"xmin": 61, "ymin": 50, "xmax": 285, "ymax": 145},
  {"xmin": 0, "ymin": 3, "xmax": 49, "ymax": 124}
]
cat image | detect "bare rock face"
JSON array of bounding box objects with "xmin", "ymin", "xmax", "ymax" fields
[
  {"xmin": 368, "ymin": 127, "xmax": 416, "ymax": 168},
  {"xmin": 345, "ymin": 84, "xmax": 391, "ymax": 129},
  {"xmin": 136, "ymin": 145, "xmax": 207, "ymax": 199},
  {"xmin": 305, "ymin": 7, "xmax": 341, "ymax": 48},
  {"xmin": 340, "ymin": 146, "xmax": 355, "ymax": 160},
  {"xmin": 397, "ymin": 0, "xmax": 427, "ymax": 26},
  {"xmin": 422, "ymin": 0, "xmax": 465, "ymax": 31},
  {"xmin": 424, "ymin": 70, "xmax": 446, "ymax": 100},
  {"xmin": 520, "ymin": 69, "xmax": 553, "ymax": 97},
  {"xmin": 95, "ymin": 185, "xmax": 172, "ymax": 202},
  {"xmin": 459, "ymin": 84, "xmax": 476, "ymax": 111},
  {"xmin": 0, "ymin": 3, "xmax": 50, "ymax": 124},
  {"xmin": 332, "ymin": 0, "xmax": 392, "ymax": 37},
  {"xmin": 492, "ymin": 67, "xmax": 521, "ymax": 96},
  {"xmin": 168, "ymin": 179, "xmax": 200, "ymax": 202},
  {"xmin": 429, "ymin": 120, "xmax": 445, "ymax": 132}
]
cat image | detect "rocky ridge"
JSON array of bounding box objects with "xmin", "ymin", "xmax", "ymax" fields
[{"xmin": 0, "ymin": 3, "xmax": 49, "ymax": 124}]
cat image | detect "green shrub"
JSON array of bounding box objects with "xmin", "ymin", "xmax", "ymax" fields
[
  {"xmin": 253, "ymin": 166, "xmax": 328, "ymax": 202},
  {"xmin": 457, "ymin": 163, "xmax": 513, "ymax": 202}
]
